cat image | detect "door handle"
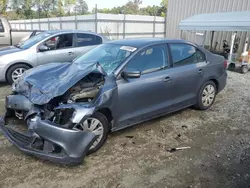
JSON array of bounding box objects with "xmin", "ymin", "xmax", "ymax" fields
[
  {"xmin": 164, "ymin": 76, "xmax": 171, "ymax": 83},
  {"xmin": 68, "ymin": 52, "xmax": 74, "ymax": 56},
  {"xmin": 198, "ymin": 69, "xmax": 203, "ymax": 75}
]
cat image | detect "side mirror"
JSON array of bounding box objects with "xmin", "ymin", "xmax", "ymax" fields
[
  {"xmin": 39, "ymin": 45, "xmax": 50, "ymax": 52},
  {"xmin": 122, "ymin": 69, "xmax": 141, "ymax": 79}
]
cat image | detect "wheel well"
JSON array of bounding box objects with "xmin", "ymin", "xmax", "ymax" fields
[
  {"xmin": 97, "ymin": 108, "xmax": 113, "ymax": 123},
  {"xmin": 210, "ymin": 79, "xmax": 219, "ymax": 91},
  {"xmin": 5, "ymin": 63, "xmax": 33, "ymax": 80}
]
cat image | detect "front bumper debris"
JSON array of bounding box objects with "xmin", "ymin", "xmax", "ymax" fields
[{"xmin": 0, "ymin": 115, "xmax": 96, "ymax": 165}]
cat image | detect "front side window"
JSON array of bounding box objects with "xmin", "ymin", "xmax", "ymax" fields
[
  {"xmin": 126, "ymin": 45, "xmax": 167, "ymax": 74},
  {"xmin": 44, "ymin": 34, "xmax": 73, "ymax": 50},
  {"xmin": 169, "ymin": 44, "xmax": 206, "ymax": 67},
  {"xmin": 76, "ymin": 33, "xmax": 102, "ymax": 47},
  {"xmin": 73, "ymin": 43, "xmax": 134, "ymax": 75},
  {"xmin": 0, "ymin": 20, "xmax": 4, "ymax": 32}
]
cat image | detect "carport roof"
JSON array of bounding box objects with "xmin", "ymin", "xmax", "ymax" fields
[{"xmin": 179, "ymin": 11, "xmax": 250, "ymax": 31}]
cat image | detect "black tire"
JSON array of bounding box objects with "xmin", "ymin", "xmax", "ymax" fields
[
  {"xmin": 241, "ymin": 65, "xmax": 249, "ymax": 74},
  {"xmin": 228, "ymin": 63, "xmax": 235, "ymax": 70},
  {"xmin": 87, "ymin": 112, "xmax": 109, "ymax": 155},
  {"xmin": 195, "ymin": 81, "xmax": 217, "ymax": 110},
  {"xmin": 6, "ymin": 64, "xmax": 30, "ymax": 84}
]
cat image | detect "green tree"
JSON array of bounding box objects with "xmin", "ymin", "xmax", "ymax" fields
[
  {"xmin": 159, "ymin": 0, "xmax": 168, "ymax": 16},
  {"xmin": 64, "ymin": 0, "xmax": 76, "ymax": 15},
  {"xmin": 57, "ymin": 0, "xmax": 64, "ymax": 16},
  {"xmin": 74, "ymin": 0, "xmax": 88, "ymax": 15},
  {"xmin": 22, "ymin": 0, "xmax": 34, "ymax": 18},
  {"xmin": 0, "ymin": 0, "xmax": 8, "ymax": 14},
  {"xmin": 123, "ymin": 0, "xmax": 142, "ymax": 14}
]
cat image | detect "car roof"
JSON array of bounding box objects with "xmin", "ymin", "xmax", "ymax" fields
[
  {"xmin": 107, "ymin": 38, "xmax": 196, "ymax": 48},
  {"xmin": 43, "ymin": 30, "xmax": 106, "ymax": 38}
]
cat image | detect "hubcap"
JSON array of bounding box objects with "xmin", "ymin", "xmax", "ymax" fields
[
  {"xmin": 73, "ymin": 118, "xmax": 104, "ymax": 150},
  {"xmin": 202, "ymin": 84, "xmax": 215, "ymax": 107},
  {"xmin": 12, "ymin": 68, "xmax": 26, "ymax": 82}
]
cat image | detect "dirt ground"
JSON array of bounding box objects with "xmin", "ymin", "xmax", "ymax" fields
[{"xmin": 0, "ymin": 71, "xmax": 250, "ymax": 188}]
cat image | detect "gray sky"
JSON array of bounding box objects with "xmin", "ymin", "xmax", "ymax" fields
[{"xmin": 85, "ymin": 0, "xmax": 162, "ymax": 10}]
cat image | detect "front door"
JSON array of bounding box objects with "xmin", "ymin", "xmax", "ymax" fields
[
  {"xmin": 116, "ymin": 44, "xmax": 174, "ymax": 128},
  {"xmin": 37, "ymin": 33, "xmax": 76, "ymax": 65}
]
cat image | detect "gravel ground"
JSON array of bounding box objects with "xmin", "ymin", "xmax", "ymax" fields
[{"xmin": 0, "ymin": 71, "xmax": 250, "ymax": 188}]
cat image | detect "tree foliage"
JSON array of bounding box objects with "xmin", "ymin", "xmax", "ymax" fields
[
  {"xmin": 97, "ymin": 0, "xmax": 167, "ymax": 16},
  {"xmin": 0, "ymin": 0, "xmax": 168, "ymax": 20}
]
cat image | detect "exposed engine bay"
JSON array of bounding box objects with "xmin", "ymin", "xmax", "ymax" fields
[
  {"xmin": 65, "ymin": 72, "xmax": 104, "ymax": 103},
  {"xmin": 0, "ymin": 62, "xmax": 112, "ymax": 164}
]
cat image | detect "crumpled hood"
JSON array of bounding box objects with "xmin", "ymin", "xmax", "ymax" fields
[
  {"xmin": 0, "ymin": 46, "xmax": 23, "ymax": 56},
  {"xmin": 13, "ymin": 61, "xmax": 107, "ymax": 105}
]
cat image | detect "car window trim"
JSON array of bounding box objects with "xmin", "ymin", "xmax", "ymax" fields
[
  {"xmin": 75, "ymin": 33, "xmax": 102, "ymax": 48},
  {"xmin": 168, "ymin": 43, "xmax": 207, "ymax": 67},
  {"xmin": 38, "ymin": 33, "xmax": 75, "ymax": 52}
]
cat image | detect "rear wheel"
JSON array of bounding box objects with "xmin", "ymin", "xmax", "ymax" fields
[
  {"xmin": 6, "ymin": 64, "xmax": 30, "ymax": 84},
  {"xmin": 72, "ymin": 112, "xmax": 109, "ymax": 154},
  {"xmin": 241, "ymin": 65, "xmax": 249, "ymax": 74},
  {"xmin": 195, "ymin": 81, "xmax": 217, "ymax": 110}
]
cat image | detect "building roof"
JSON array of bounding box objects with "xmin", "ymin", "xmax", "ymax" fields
[{"xmin": 179, "ymin": 11, "xmax": 250, "ymax": 31}]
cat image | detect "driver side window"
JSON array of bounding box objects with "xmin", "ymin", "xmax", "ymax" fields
[
  {"xmin": 126, "ymin": 45, "xmax": 167, "ymax": 74},
  {"xmin": 44, "ymin": 34, "xmax": 73, "ymax": 51}
]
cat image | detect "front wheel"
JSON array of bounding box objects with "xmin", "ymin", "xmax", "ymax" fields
[
  {"xmin": 6, "ymin": 64, "xmax": 30, "ymax": 84},
  {"xmin": 228, "ymin": 63, "xmax": 235, "ymax": 70},
  {"xmin": 72, "ymin": 112, "xmax": 109, "ymax": 155},
  {"xmin": 195, "ymin": 81, "xmax": 217, "ymax": 110}
]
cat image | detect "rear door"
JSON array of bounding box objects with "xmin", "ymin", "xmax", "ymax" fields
[
  {"xmin": 37, "ymin": 33, "xmax": 76, "ymax": 65},
  {"xmin": 73, "ymin": 33, "xmax": 102, "ymax": 59},
  {"xmin": 0, "ymin": 18, "xmax": 10, "ymax": 47},
  {"xmin": 167, "ymin": 43, "xmax": 207, "ymax": 107}
]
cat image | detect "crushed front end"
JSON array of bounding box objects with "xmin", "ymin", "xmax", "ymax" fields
[
  {"xmin": 0, "ymin": 62, "xmax": 114, "ymax": 164},
  {"xmin": 0, "ymin": 94, "xmax": 97, "ymax": 165}
]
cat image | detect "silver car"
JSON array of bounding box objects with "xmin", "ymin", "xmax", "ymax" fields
[{"xmin": 0, "ymin": 30, "xmax": 108, "ymax": 84}]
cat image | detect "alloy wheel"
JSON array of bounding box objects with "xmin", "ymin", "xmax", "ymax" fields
[
  {"xmin": 202, "ymin": 84, "xmax": 215, "ymax": 107},
  {"xmin": 12, "ymin": 68, "xmax": 26, "ymax": 82},
  {"xmin": 73, "ymin": 118, "xmax": 104, "ymax": 150}
]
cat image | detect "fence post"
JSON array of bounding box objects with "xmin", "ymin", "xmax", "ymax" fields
[
  {"xmin": 31, "ymin": 19, "xmax": 33, "ymax": 30},
  {"xmin": 123, "ymin": 14, "xmax": 126, "ymax": 39},
  {"xmin": 48, "ymin": 18, "xmax": 50, "ymax": 30},
  {"xmin": 75, "ymin": 15, "xmax": 78, "ymax": 30},
  {"xmin": 95, "ymin": 4, "xmax": 98, "ymax": 33},
  {"xmin": 39, "ymin": 18, "xmax": 41, "ymax": 30},
  {"xmin": 164, "ymin": 11, "xmax": 167, "ymax": 38},
  {"xmin": 153, "ymin": 15, "xmax": 156, "ymax": 38},
  {"xmin": 59, "ymin": 17, "xmax": 62, "ymax": 29}
]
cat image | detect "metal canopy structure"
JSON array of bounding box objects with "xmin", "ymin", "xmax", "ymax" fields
[{"xmin": 179, "ymin": 11, "xmax": 250, "ymax": 31}]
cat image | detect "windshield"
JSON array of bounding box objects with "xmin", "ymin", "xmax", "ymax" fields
[
  {"xmin": 17, "ymin": 32, "xmax": 52, "ymax": 49},
  {"xmin": 73, "ymin": 43, "xmax": 136, "ymax": 75}
]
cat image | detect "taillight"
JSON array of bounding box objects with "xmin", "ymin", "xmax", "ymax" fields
[{"xmin": 224, "ymin": 60, "xmax": 228, "ymax": 69}]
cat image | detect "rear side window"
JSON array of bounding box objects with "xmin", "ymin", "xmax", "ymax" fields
[
  {"xmin": 169, "ymin": 44, "xmax": 206, "ymax": 67},
  {"xmin": 76, "ymin": 33, "xmax": 102, "ymax": 47},
  {"xmin": 0, "ymin": 20, "xmax": 4, "ymax": 32}
]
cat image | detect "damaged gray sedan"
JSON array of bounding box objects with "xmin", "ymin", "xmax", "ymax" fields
[{"xmin": 0, "ymin": 38, "xmax": 227, "ymax": 164}]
